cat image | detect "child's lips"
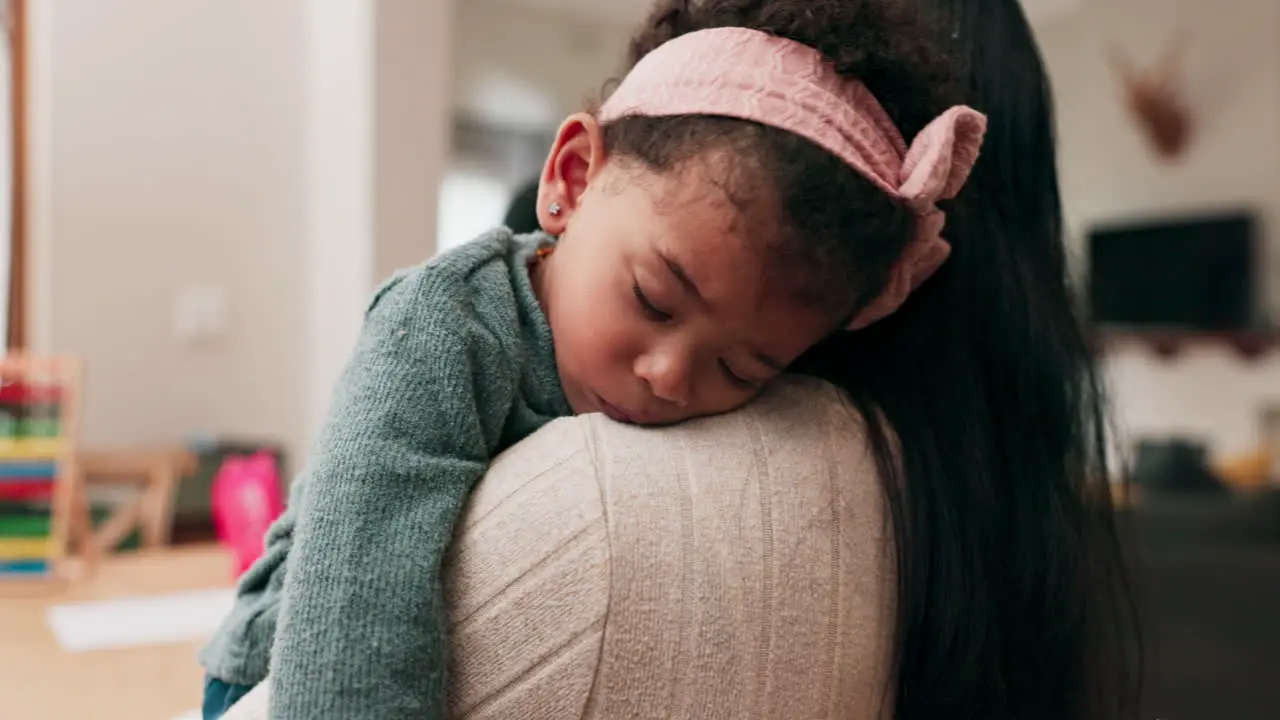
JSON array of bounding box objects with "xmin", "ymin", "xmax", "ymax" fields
[{"xmin": 596, "ymin": 395, "xmax": 636, "ymax": 424}]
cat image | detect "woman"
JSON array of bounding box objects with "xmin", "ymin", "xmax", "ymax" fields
[{"xmin": 222, "ymin": 0, "xmax": 1139, "ymax": 717}]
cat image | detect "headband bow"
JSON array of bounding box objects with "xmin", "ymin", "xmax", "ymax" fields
[{"xmin": 600, "ymin": 27, "xmax": 987, "ymax": 330}]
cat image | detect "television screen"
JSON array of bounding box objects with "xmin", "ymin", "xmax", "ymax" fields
[{"xmin": 1087, "ymin": 212, "xmax": 1258, "ymax": 331}]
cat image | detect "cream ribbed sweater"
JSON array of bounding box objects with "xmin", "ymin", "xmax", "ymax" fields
[{"xmin": 222, "ymin": 377, "xmax": 895, "ymax": 719}]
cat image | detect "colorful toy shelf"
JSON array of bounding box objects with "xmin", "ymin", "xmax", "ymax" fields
[{"xmin": 0, "ymin": 355, "xmax": 80, "ymax": 582}]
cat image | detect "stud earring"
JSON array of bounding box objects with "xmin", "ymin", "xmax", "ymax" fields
[{"xmin": 548, "ymin": 202, "xmax": 562, "ymax": 217}]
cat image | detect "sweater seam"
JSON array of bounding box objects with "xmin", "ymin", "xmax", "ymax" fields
[{"xmin": 578, "ymin": 417, "xmax": 613, "ymax": 716}]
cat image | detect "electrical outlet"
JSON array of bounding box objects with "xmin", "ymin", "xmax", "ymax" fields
[{"xmin": 173, "ymin": 286, "xmax": 229, "ymax": 345}]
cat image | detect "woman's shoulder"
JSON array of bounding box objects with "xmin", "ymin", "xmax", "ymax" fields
[
  {"xmin": 446, "ymin": 376, "xmax": 895, "ymax": 718},
  {"xmin": 444, "ymin": 417, "xmax": 610, "ymax": 717},
  {"xmin": 586, "ymin": 375, "xmax": 873, "ymax": 481},
  {"xmin": 467, "ymin": 375, "xmax": 873, "ymax": 505},
  {"xmin": 583, "ymin": 373, "xmax": 886, "ymax": 576},
  {"xmin": 590, "ymin": 377, "xmax": 894, "ymax": 717}
]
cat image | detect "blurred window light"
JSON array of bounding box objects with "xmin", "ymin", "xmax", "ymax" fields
[
  {"xmin": 461, "ymin": 72, "xmax": 557, "ymax": 131},
  {"xmin": 436, "ymin": 170, "xmax": 512, "ymax": 254}
]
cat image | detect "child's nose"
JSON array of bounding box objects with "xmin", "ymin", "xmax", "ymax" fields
[{"xmin": 634, "ymin": 349, "xmax": 692, "ymax": 408}]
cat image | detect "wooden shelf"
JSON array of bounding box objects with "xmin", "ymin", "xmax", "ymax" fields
[{"xmin": 1093, "ymin": 329, "xmax": 1280, "ymax": 361}]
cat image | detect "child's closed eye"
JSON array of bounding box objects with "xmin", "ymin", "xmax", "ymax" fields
[
  {"xmin": 633, "ymin": 283, "xmax": 673, "ymax": 323},
  {"xmin": 718, "ymin": 360, "xmax": 761, "ymax": 390}
]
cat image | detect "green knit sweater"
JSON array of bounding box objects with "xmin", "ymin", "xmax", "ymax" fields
[{"xmin": 198, "ymin": 229, "xmax": 571, "ymax": 718}]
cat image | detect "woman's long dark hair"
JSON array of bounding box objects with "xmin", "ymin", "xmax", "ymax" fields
[
  {"xmin": 801, "ymin": 1, "xmax": 1143, "ymax": 717},
  {"xmin": 609, "ymin": 1, "xmax": 1141, "ymax": 717}
]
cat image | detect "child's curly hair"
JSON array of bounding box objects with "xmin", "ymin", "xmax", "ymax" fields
[{"xmin": 601, "ymin": 0, "xmax": 962, "ymax": 322}]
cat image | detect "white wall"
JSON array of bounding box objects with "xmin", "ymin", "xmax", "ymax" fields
[
  {"xmin": 1037, "ymin": 0, "xmax": 1280, "ymax": 458},
  {"xmin": 373, "ymin": 0, "xmax": 453, "ymax": 280},
  {"xmin": 307, "ymin": 0, "xmax": 452, "ymax": 435},
  {"xmin": 43, "ymin": 0, "xmax": 311, "ymax": 456},
  {"xmin": 29, "ymin": 0, "xmax": 452, "ymax": 462},
  {"xmin": 305, "ymin": 0, "xmax": 374, "ymax": 443}
]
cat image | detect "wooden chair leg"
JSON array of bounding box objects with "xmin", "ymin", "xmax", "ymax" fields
[
  {"xmin": 66, "ymin": 468, "xmax": 99, "ymax": 573},
  {"xmin": 141, "ymin": 465, "xmax": 177, "ymax": 548},
  {"xmin": 94, "ymin": 500, "xmax": 142, "ymax": 554},
  {"xmin": 154, "ymin": 466, "xmax": 177, "ymax": 546}
]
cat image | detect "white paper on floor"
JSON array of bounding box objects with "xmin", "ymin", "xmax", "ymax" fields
[{"xmin": 46, "ymin": 587, "xmax": 235, "ymax": 653}]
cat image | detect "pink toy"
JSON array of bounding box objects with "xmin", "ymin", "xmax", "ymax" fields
[{"xmin": 211, "ymin": 451, "xmax": 284, "ymax": 577}]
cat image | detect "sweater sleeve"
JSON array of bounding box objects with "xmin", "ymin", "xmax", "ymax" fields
[{"xmin": 267, "ymin": 267, "xmax": 521, "ymax": 719}]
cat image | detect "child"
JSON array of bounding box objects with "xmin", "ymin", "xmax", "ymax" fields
[{"xmin": 199, "ymin": 1, "xmax": 985, "ymax": 718}]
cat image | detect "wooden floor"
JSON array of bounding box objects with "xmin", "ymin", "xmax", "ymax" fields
[
  {"xmin": 4, "ymin": 519, "xmax": 1277, "ymax": 719},
  {"xmin": 0, "ymin": 545, "xmax": 234, "ymax": 720}
]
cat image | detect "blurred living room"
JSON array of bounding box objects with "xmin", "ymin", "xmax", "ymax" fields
[{"xmin": 1, "ymin": 0, "xmax": 1279, "ymax": 718}]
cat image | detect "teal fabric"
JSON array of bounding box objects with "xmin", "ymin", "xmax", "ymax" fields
[
  {"xmin": 202, "ymin": 676, "xmax": 253, "ymax": 720},
  {"xmin": 198, "ymin": 229, "xmax": 570, "ymax": 719}
]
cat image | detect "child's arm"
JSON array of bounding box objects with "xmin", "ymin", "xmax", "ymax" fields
[{"xmin": 267, "ymin": 268, "xmax": 523, "ymax": 719}]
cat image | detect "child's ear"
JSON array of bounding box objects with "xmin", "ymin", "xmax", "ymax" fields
[{"xmin": 536, "ymin": 113, "xmax": 606, "ymax": 235}]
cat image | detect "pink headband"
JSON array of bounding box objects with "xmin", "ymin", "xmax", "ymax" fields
[{"xmin": 600, "ymin": 27, "xmax": 987, "ymax": 330}]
